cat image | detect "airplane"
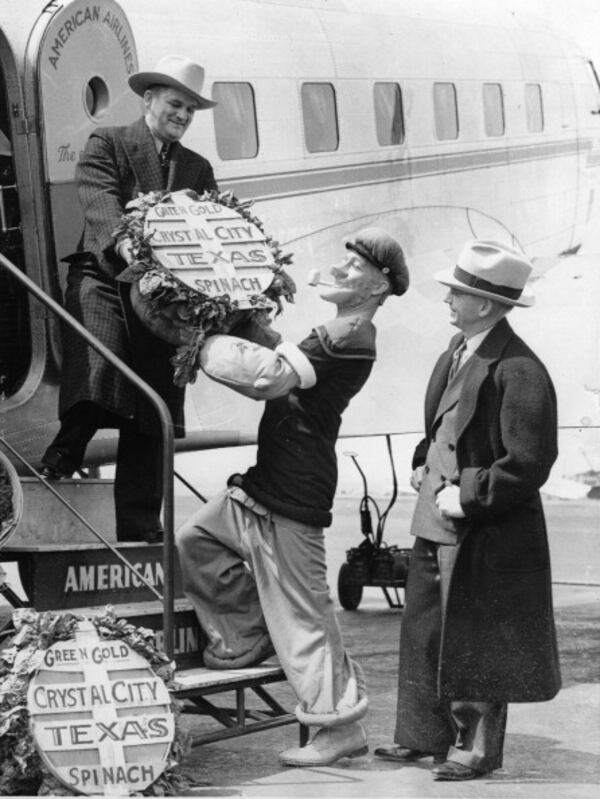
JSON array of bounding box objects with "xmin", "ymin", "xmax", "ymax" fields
[
  {"xmin": 1, "ymin": 0, "xmax": 600, "ymax": 648},
  {"xmin": 1, "ymin": 0, "xmax": 600, "ymax": 466}
]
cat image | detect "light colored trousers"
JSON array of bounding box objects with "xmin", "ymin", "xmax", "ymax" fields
[{"xmin": 176, "ymin": 486, "xmax": 367, "ymax": 726}]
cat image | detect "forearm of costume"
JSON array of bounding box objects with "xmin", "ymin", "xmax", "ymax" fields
[
  {"xmin": 199, "ymin": 334, "xmax": 317, "ymax": 399},
  {"xmin": 460, "ymin": 357, "xmax": 558, "ymax": 518},
  {"xmin": 76, "ymin": 131, "xmax": 126, "ymax": 273}
]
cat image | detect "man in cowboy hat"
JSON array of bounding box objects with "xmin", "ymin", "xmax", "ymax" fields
[
  {"xmin": 40, "ymin": 56, "xmax": 217, "ymax": 542},
  {"xmin": 176, "ymin": 228, "xmax": 409, "ymax": 766},
  {"xmin": 375, "ymin": 239, "xmax": 561, "ymax": 780}
]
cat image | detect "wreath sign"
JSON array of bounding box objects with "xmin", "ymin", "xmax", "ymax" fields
[
  {"xmin": 0, "ymin": 451, "xmax": 22, "ymax": 548},
  {"xmin": 115, "ymin": 189, "xmax": 296, "ymax": 386},
  {"xmin": 0, "ymin": 608, "xmax": 194, "ymax": 796}
]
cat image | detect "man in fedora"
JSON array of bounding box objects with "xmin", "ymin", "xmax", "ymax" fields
[
  {"xmin": 40, "ymin": 56, "xmax": 218, "ymax": 542},
  {"xmin": 176, "ymin": 228, "xmax": 409, "ymax": 766},
  {"xmin": 375, "ymin": 239, "xmax": 561, "ymax": 780}
]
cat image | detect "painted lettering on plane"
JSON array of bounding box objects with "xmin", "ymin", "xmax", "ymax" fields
[
  {"xmin": 154, "ymin": 625, "xmax": 200, "ymax": 655},
  {"xmin": 48, "ymin": 6, "xmax": 134, "ymax": 74},
  {"xmin": 63, "ymin": 561, "xmax": 164, "ymax": 592},
  {"xmin": 102, "ymin": 11, "xmax": 135, "ymax": 73}
]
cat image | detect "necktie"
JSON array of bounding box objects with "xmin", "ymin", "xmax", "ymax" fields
[
  {"xmin": 448, "ymin": 339, "xmax": 467, "ymax": 382},
  {"xmin": 159, "ymin": 143, "xmax": 170, "ymax": 186}
]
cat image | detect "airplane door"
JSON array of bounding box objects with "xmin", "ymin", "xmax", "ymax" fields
[
  {"xmin": 0, "ymin": 54, "xmax": 30, "ymax": 399},
  {"xmin": 30, "ymin": 0, "xmax": 138, "ymax": 271},
  {"xmin": 583, "ymin": 60, "xmax": 600, "ymax": 220}
]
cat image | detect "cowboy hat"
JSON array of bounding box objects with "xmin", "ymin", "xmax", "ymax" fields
[
  {"xmin": 435, "ymin": 239, "xmax": 534, "ymax": 307},
  {"xmin": 128, "ymin": 55, "xmax": 216, "ymax": 109}
]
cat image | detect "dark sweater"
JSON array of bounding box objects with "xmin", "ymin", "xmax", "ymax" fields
[{"xmin": 241, "ymin": 316, "xmax": 376, "ymax": 527}]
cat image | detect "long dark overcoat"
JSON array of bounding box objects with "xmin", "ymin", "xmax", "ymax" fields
[
  {"xmin": 59, "ymin": 116, "xmax": 217, "ymax": 435},
  {"xmin": 412, "ymin": 318, "xmax": 561, "ymax": 702}
]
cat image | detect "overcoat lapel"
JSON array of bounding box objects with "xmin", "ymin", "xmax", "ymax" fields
[
  {"xmin": 432, "ymin": 373, "xmax": 463, "ymax": 425},
  {"xmin": 427, "ymin": 319, "xmax": 515, "ymax": 439},
  {"xmin": 454, "ymin": 318, "xmax": 514, "ymax": 441},
  {"xmin": 122, "ymin": 118, "xmax": 163, "ymax": 192}
]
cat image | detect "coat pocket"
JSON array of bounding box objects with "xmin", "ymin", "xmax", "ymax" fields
[{"xmin": 483, "ymin": 511, "xmax": 549, "ymax": 573}]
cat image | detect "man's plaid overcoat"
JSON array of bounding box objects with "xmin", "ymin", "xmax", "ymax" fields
[{"xmin": 58, "ymin": 116, "xmax": 217, "ymax": 435}]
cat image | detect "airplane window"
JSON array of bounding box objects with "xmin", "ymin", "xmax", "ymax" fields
[
  {"xmin": 374, "ymin": 83, "xmax": 405, "ymax": 145},
  {"xmin": 525, "ymin": 84, "xmax": 544, "ymax": 133},
  {"xmin": 301, "ymin": 83, "xmax": 339, "ymax": 153},
  {"xmin": 212, "ymin": 82, "xmax": 258, "ymax": 160},
  {"xmin": 433, "ymin": 82, "xmax": 459, "ymax": 140},
  {"xmin": 84, "ymin": 77, "xmax": 110, "ymax": 121},
  {"xmin": 483, "ymin": 83, "xmax": 505, "ymax": 137}
]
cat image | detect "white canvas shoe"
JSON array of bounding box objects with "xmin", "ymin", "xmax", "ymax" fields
[{"xmin": 278, "ymin": 722, "xmax": 368, "ymax": 766}]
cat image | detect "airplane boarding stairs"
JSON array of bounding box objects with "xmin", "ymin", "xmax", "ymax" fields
[{"xmin": 0, "ymin": 252, "xmax": 304, "ymax": 748}]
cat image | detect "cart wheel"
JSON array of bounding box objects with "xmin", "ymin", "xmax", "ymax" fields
[{"xmin": 337, "ymin": 563, "xmax": 363, "ymax": 610}]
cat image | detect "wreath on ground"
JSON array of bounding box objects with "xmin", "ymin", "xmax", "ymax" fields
[
  {"xmin": 114, "ymin": 189, "xmax": 296, "ymax": 387},
  {"xmin": 0, "ymin": 452, "xmax": 22, "ymax": 548},
  {"xmin": 0, "ymin": 463, "xmax": 12, "ymax": 534},
  {"xmin": 0, "ymin": 608, "xmax": 193, "ymax": 796}
]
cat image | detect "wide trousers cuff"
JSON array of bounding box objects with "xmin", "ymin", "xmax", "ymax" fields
[{"xmin": 295, "ymin": 659, "xmax": 368, "ymax": 728}]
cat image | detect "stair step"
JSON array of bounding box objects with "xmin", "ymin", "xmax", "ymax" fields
[
  {"xmin": 14, "ymin": 477, "xmax": 117, "ymax": 545},
  {"xmin": 0, "ymin": 542, "xmax": 184, "ymax": 610},
  {"xmin": 63, "ymin": 599, "xmax": 206, "ymax": 670},
  {"xmin": 172, "ymin": 662, "xmax": 284, "ymax": 694}
]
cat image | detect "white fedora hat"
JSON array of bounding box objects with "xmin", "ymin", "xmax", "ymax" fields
[
  {"xmin": 128, "ymin": 55, "xmax": 217, "ymax": 109},
  {"xmin": 435, "ymin": 239, "xmax": 535, "ymax": 307}
]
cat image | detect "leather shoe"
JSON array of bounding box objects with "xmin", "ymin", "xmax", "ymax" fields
[
  {"xmin": 279, "ymin": 722, "xmax": 368, "ymax": 766},
  {"xmin": 432, "ymin": 760, "xmax": 489, "ymax": 781},
  {"xmin": 374, "ymin": 745, "xmax": 446, "ymax": 765},
  {"xmin": 203, "ymin": 635, "xmax": 276, "ymax": 670},
  {"xmin": 39, "ymin": 465, "xmax": 68, "ymax": 480}
]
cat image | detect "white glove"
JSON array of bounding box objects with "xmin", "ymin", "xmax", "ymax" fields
[
  {"xmin": 116, "ymin": 236, "xmax": 134, "ymax": 265},
  {"xmin": 200, "ymin": 335, "xmax": 317, "ymax": 400}
]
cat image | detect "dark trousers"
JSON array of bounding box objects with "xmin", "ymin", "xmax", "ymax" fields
[
  {"xmin": 394, "ymin": 536, "xmax": 507, "ymax": 773},
  {"xmin": 42, "ymin": 401, "xmax": 163, "ymax": 541}
]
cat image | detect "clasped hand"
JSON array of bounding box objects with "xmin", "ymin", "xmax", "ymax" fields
[{"xmin": 435, "ymin": 484, "xmax": 465, "ymax": 519}]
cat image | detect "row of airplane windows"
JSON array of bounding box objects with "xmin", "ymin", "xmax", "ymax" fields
[{"xmin": 212, "ymin": 80, "xmax": 548, "ymax": 161}]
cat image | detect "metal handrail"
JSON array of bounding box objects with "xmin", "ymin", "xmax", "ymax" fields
[
  {"xmin": 0, "ymin": 253, "xmax": 176, "ymax": 657},
  {"xmin": 0, "ymin": 437, "xmax": 163, "ymax": 601}
]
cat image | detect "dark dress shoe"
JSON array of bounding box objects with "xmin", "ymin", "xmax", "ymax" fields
[
  {"xmin": 374, "ymin": 745, "xmax": 446, "ymax": 764},
  {"xmin": 432, "ymin": 761, "xmax": 489, "ymax": 781},
  {"xmin": 39, "ymin": 465, "xmax": 67, "ymax": 480}
]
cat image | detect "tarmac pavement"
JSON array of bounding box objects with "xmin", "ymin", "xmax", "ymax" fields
[
  {"xmin": 178, "ymin": 583, "xmax": 600, "ymax": 799},
  {"xmin": 1, "ymin": 496, "xmax": 597, "ymax": 797}
]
